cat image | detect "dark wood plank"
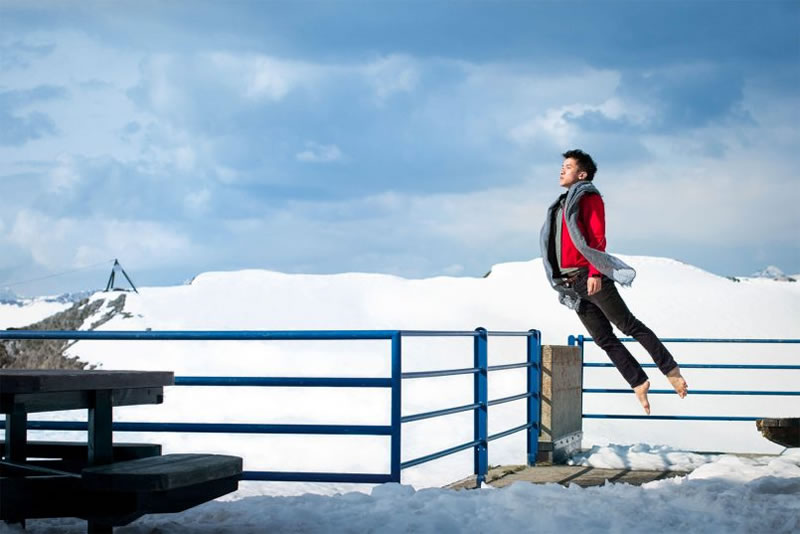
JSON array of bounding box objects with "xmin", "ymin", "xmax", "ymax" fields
[
  {"xmin": 0, "ymin": 440, "xmax": 161, "ymax": 461},
  {"xmin": 82, "ymin": 453, "xmax": 243, "ymax": 492},
  {"xmin": 1, "ymin": 386, "xmax": 165, "ymax": 413},
  {"xmin": 0, "ymin": 474, "xmax": 84, "ymax": 521},
  {"xmin": 137, "ymin": 476, "xmax": 240, "ymax": 514},
  {"xmin": 0, "ymin": 474, "xmax": 138, "ymax": 522},
  {"xmin": 486, "ymin": 465, "xmax": 690, "ymax": 488},
  {"xmin": 0, "ymin": 370, "xmax": 174, "ymax": 395}
]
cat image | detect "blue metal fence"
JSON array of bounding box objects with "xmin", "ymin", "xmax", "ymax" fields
[
  {"xmin": 1, "ymin": 328, "xmax": 541, "ymax": 486},
  {"xmin": 569, "ymin": 335, "xmax": 800, "ymax": 421}
]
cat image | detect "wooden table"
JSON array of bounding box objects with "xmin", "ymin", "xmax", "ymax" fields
[
  {"xmin": 1, "ymin": 369, "xmax": 173, "ymax": 467},
  {"xmin": 1, "ymin": 370, "xmax": 242, "ymax": 533},
  {"xmin": 1, "ymin": 369, "xmax": 173, "ymax": 532}
]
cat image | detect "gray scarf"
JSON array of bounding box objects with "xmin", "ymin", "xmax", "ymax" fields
[{"xmin": 539, "ymin": 180, "xmax": 636, "ymax": 310}]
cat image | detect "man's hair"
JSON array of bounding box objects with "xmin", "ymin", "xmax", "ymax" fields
[{"xmin": 562, "ymin": 149, "xmax": 597, "ymax": 181}]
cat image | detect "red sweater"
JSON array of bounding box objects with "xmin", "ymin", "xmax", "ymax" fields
[{"xmin": 560, "ymin": 193, "xmax": 606, "ymax": 277}]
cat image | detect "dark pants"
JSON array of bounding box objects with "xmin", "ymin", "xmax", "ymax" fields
[{"xmin": 570, "ymin": 270, "xmax": 678, "ymax": 388}]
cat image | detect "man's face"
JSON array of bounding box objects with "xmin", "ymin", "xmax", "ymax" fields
[{"xmin": 559, "ymin": 157, "xmax": 586, "ymax": 188}]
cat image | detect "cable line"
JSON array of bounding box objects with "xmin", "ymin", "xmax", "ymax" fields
[{"xmin": 0, "ymin": 259, "xmax": 116, "ymax": 288}]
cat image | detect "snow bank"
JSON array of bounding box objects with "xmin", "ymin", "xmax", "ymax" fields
[
  {"xmin": 568, "ymin": 443, "xmax": 719, "ymax": 472},
  {"xmin": 3, "ymin": 450, "xmax": 798, "ymax": 534}
]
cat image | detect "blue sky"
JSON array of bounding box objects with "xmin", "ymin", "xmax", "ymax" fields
[{"xmin": 1, "ymin": 0, "xmax": 799, "ymax": 295}]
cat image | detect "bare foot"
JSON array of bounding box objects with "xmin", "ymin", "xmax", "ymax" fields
[
  {"xmin": 633, "ymin": 380, "xmax": 651, "ymax": 415},
  {"xmin": 667, "ymin": 367, "xmax": 688, "ymax": 399}
]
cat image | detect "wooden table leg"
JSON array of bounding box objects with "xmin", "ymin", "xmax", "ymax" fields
[
  {"xmin": 88, "ymin": 390, "xmax": 114, "ymax": 533},
  {"xmin": 3, "ymin": 404, "xmax": 27, "ymax": 529},
  {"xmin": 4, "ymin": 403, "xmax": 27, "ymax": 462},
  {"xmin": 88, "ymin": 390, "xmax": 113, "ymax": 466}
]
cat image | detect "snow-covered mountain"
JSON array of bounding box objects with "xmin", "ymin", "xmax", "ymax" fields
[
  {"xmin": 749, "ymin": 265, "xmax": 797, "ymax": 281},
  {"xmin": 0, "ymin": 288, "xmax": 94, "ymax": 305},
  {"xmin": 4, "ymin": 255, "xmax": 799, "ymax": 494},
  {"xmin": 0, "ymin": 292, "xmax": 81, "ymax": 330}
]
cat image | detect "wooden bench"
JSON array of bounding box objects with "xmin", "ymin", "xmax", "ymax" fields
[
  {"xmin": 1, "ymin": 453, "xmax": 242, "ymax": 529},
  {"xmin": 78, "ymin": 453, "xmax": 243, "ymax": 527},
  {"xmin": 82, "ymin": 453, "xmax": 242, "ymax": 492}
]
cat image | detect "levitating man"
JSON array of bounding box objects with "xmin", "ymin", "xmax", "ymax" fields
[{"xmin": 540, "ymin": 149, "xmax": 688, "ymax": 414}]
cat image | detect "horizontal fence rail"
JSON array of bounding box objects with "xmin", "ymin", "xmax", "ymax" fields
[
  {"xmin": 571, "ymin": 335, "xmax": 800, "ymax": 422},
  {"xmin": 0, "ymin": 330, "xmax": 399, "ymax": 341},
  {"xmin": 584, "ymin": 388, "xmax": 800, "ymax": 396},
  {"xmin": 584, "ymin": 362, "xmax": 800, "ymax": 370},
  {"xmin": 1, "ymin": 328, "xmax": 542, "ymax": 487},
  {"xmin": 26, "ymin": 421, "xmax": 393, "ymax": 435},
  {"xmin": 572, "ymin": 337, "xmax": 800, "ymax": 344},
  {"xmin": 174, "ymin": 377, "xmax": 393, "ymax": 387}
]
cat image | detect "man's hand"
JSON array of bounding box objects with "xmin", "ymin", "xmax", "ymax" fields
[{"xmin": 587, "ymin": 276, "xmax": 602, "ymax": 296}]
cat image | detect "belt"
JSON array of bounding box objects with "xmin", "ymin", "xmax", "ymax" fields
[{"xmin": 560, "ymin": 270, "xmax": 586, "ymax": 287}]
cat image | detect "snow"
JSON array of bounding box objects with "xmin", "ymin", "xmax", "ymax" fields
[
  {"xmin": 3, "ymin": 450, "xmax": 798, "ymax": 533},
  {"xmin": 568, "ymin": 443, "xmax": 719, "ymax": 472},
  {"xmin": 2, "ymin": 255, "xmax": 799, "ymax": 532},
  {"xmin": 750, "ymin": 265, "xmax": 796, "ymax": 280},
  {"xmin": 0, "ymin": 299, "xmax": 71, "ymax": 329}
]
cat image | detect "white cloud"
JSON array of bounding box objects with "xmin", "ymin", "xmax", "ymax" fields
[
  {"xmin": 363, "ymin": 54, "xmax": 420, "ymax": 103},
  {"xmin": 47, "ymin": 154, "xmax": 82, "ymax": 193},
  {"xmin": 509, "ymin": 105, "xmax": 585, "ymax": 148},
  {"xmin": 296, "ymin": 142, "xmax": 343, "ymax": 163},
  {"xmin": 440, "ymin": 264, "xmax": 465, "ymax": 276},
  {"xmin": 508, "ymin": 97, "xmax": 650, "ymax": 148},
  {"xmin": 173, "ymin": 145, "xmax": 196, "ymax": 172},
  {"xmin": 184, "ymin": 188, "xmax": 211, "ymax": 213},
  {"xmin": 603, "ymin": 145, "xmax": 798, "ymax": 247},
  {"xmin": 10, "ymin": 210, "xmax": 192, "ymax": 270},
  {"xmin": 207, "ymin": 53, "xmax": 325, "ymax": 102},
  {"xmin": 215, "ymin": 165, "xmax": 239, "ymax": 184}
]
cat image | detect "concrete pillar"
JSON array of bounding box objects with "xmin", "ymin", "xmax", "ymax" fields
[{"xmin": 538, "ymin": 345, "xmax": 582, "ymax": 464}]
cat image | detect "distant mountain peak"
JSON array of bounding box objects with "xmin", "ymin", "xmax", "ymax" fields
[
  {"xmin": 751, "ymin": 265, "xmax": 796, "ymax": 281},
  {"xmin": 0, "ymin": 288, "xmax": 94, "ymax": 306},
  {"xmin": 0, "ymin": 287, "xmax": 19, "ymax": 304}
]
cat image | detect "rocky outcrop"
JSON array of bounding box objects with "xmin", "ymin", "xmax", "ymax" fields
[{"xmin": 1, "ymin": 294, "xmax": 127, "ymax": 369}]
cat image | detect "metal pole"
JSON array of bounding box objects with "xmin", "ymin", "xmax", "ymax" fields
[
  {"xmin": 390, "ymin": 332, "xmax": 402, "ymax": 482},
  {"xmin": 527, "ymin": 329, "xmax": 541, "ymax": 466},
  {"xmin": 577, "ymin": 334, "xmax": 585, "ymax": 421},
  {"xmin": 473, "ymin": 327, "xmax": 488, "ymax": 487}
]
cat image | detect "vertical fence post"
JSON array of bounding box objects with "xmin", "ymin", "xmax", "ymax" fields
[
  {"xmin": 527, "ymin": 329, "xmax": 541, "ymax": 466},
  {"xmin": 390, "ymin": 331, "xmax": 402, "ymax": 483},
  {"xmin": 473, "ymin": 327, "xmax": 488, "ymax": 487},
  {"xmin": 577, "ymin": 334, "xmax": 585, "ymax": 422}
]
